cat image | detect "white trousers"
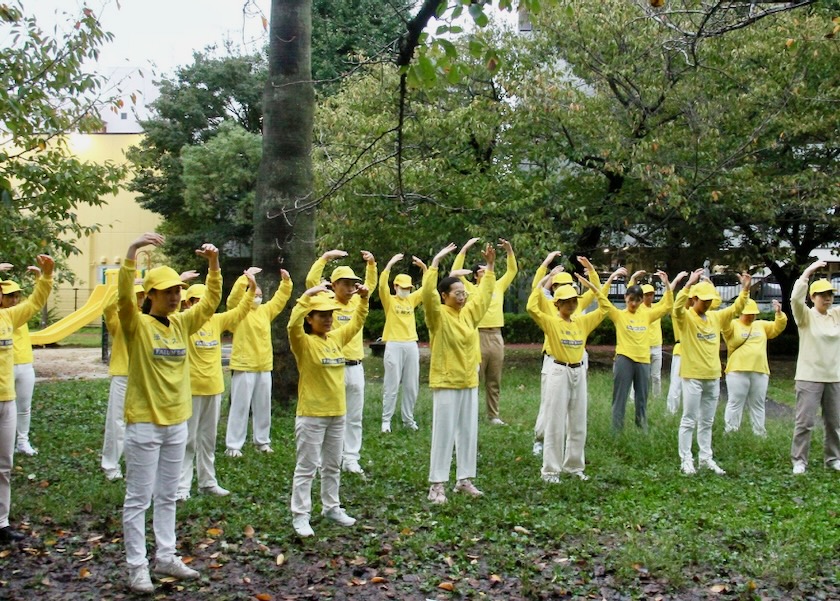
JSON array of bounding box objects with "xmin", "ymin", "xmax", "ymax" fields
[
  {"xmin": 649, "ymin": 346, "xmax": 663, "ymax": 398},
  {"xmin": 534, "ymin": 354, "xmax": 554, "ymax": 441},
  {"xmin": 123, "ymin": 421, "xmax": 187, "ymax": 568},
  {"xmin": 101, "ymin": 375, "xmax": 128, "ymax": 473},
  {"xmin": 0, "ymin": 401, "xmax": 16, "ymax": 528},
  {"xmin": 542, "ymin": 363, "xmax": 587, "ymax": 476},
  {"xmin": 381, "ymin": 342, "xmax": 419, "ymax": 428},
  {"xmin": 291, "ymin": 415, "xmax": 345, "ymax": 517},
  {"xmin": 666, "ymin": 355, "xmax": 682, "ymax": 415},
  {"xmin": 678, "ymin": 378, "xmax": 719, "ymax": 462},
  {"xmin": 342, "ymin": 364, "xmax": 365, "ymax": 465},
  {"xmin": 428, "ymin": 388, "xmax": 478, "ymax": 483},
  {"xmin": 724, "ymin": 372, "xmax": 769, "ymax": 436},
  {"xmin": 180, "ymin": 394, "xmax": 222, "ymax": 494},
  {"xmin": 14, "ymin": 364, "xmax": 35, "ymax": 442},
  {"xmin": 226, "ymin": 371, "xmax": 272, "ymax": 451}
]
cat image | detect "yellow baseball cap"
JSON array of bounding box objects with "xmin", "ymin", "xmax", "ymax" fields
[
  {"xmin": 185, "ymin": 284, "xmax": 206, "ymax": 300},
  {"xmin": 809, "ymin": 279, "xmax": 836, "ymax": 295},
  {"xmin": 1, "ymin": 281, "xmax": 21, "ymax": 294},
  {"xmin": 552, "ymin": 272, "xmax": 573, "ymax": 286},
  {"xmin": 553, "ymin": 284, "xmax": 580, "ymax": 301},
  {"xmin": 143, "ymin": 266, "xmax": 187, "ymax": 293},
  {"xmin": 641, "ymin": 284, "xmax": 655, "ymax": 295},
  {"xmin": 307, "ymin": 292, "xmax": 343, "ymax": 313},
  {"xmin": 330, "ymin": 265, "xmax": 362, "ymax": 284},
  {"xmin": 690, "ymin": 281, "xmax": 718, "ymax": 301},
  {"xmin": 741, "ymin": 299, "xmax": 760, "ymax": 315},
  {"xmin": 393, "ymin": 274, "xmax": 413, "ymax": 289},
  {"xmin": 133, "ymin": 284, "xmax": 145, "ymax": 295}
]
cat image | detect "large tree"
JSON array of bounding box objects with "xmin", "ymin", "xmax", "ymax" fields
[{"xmin": 0, "ymin": 2, "xmax": 125, "ymax": 276}]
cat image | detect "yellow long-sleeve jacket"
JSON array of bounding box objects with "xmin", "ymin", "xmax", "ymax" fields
[
  {"xmin": 532, "ymin": 266, "xmax": 600, "ymax": 355},
  {"xmin": 104, "ymin": 295, "xmax": 129, "ymax": 377},
  {"xmin": 722, "ymin": 312, "xmax": 787, "ymax": 375},
  {"xmin": 288, "ymin": 294, "xmax": 369, "ymax": 416},
  {"xmin": 673, "ymin": 287, "xmax": 748, "ymax": 380},
  {"xmin": 422, "ymin": 266, "xmax": 494, "ymax": 389},
  {"xmin": 119, "ymin": 259, "xmax": 221, "ymax": 425},
  {"xmin": 188, "ymin": 286, "xmax": 254, "ymax": 396},
  {"xmin": 227, "ymin": 275, "xmax": 292, "ymax": 372},
  {"xmin": 452, "ymin": 251, "xmax": 518, "ymax": 329},
  {"xmin": 379, "ymin": 269, "xmax": 422, "ymax": 342},
  {"xmin": 606, "ymin": 290, "xmax": 674, "ymax": 363},
  {"xmin": 306, "ymin": 259, "xmax": 377, "ymax": 361},
  {"xmin": 527, "ymin": 284, "xmax": 609, "ymax": 364},
  {"xmin": 0, "ymin": 276, "xmax": 52, "ymax": 401}
]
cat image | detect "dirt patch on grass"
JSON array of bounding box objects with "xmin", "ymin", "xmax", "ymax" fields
[{"xmin": 31, "ymin": 347, "xmax": 109, "ymax": 382}]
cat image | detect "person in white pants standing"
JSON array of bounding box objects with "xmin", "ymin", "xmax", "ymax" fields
[
  {"xmin": 722, "ymin": 299, "xmax": 787, "ymax": 436},
  {"xmin": 379, "ymin": 254, "xmax": 425, "ymax": 433}
]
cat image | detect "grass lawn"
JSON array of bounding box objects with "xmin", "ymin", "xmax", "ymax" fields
[{"xmin": 4, "ymin": 348, "xmax": 838, "ymax": 600}]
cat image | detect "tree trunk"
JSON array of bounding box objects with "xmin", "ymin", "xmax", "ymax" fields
[{"xmin": 253, "ymin": 0, "xmax": 315, "ymax": 406}]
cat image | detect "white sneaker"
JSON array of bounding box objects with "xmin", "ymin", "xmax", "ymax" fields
[
  {"xmin": 453, "ymin": 479, "xmax": 483, "ymax": 497},
  {"xmin": 792, "ymin": 461, "xmax": 807, "ymax": 475},
  {"xmin": 680, "ymin": 459, "xmax": 696, "ymax": 475},
  {"xmin": 827, "ymin": 460, "xmax": 840, "ymax": 471},
  {"xmin": 292, "ymin": 514, "xmax": 314, "ymax": 537},
  {"xmin": 490, "ymin": 418, "xmax": 507, "ymax": 426},
  {"xmin": 427, "ymin": 483, "xmax": 447, "ymax": 504},
  {"xmin": 16, "ymin": 439, "xmax": 38, "ymax": 456},
  {"xmin": 256, "ymin": 444, "xmax": 273, "ymax": 453},
  {"xmin": 128, "ymin": 565, "xmax": 154, "ymax": 593},
  {"xmin": 570, "ymin": 471, "xmax": 589, "ymax": 481},
  {"xmin": 104, "ymin": 468, "xmax": 123, "ymax": 481},
  {"xmin": 541, "ymin": 473, "xmax": 560, "ymax": 484},
  {"xmin": 342, "ymin": 461, "xmax": 364, "ymax": 474},
  {"xmin": 174, "ymin": 490, "xmax": 191, "ymax": 502},
  {"xmin": 153, "ymin": 556, "xmax": 199, "ymax": 580},
  {"xmin": 321, "ymin": 506, "xmax": 356, "ymax": 527},
  {"xmin": 532, "ymin": 441, "xmax": 543, "ymax": 456},
  {"xmin": 224, "ymin": 448, "xmax": 242, "ymax": 458},
  {"xmin": 405, "ymin": 421, "xmax": 419, "ymax": 431},
  {"xmin": 200, "ymin": 485, "xmax": 230, "ymax": 496},
  {"xmin": 381, "ymin": 422, "xmax": 391, "ymax": 434},
  {"xmin": 699, "ymin": 459, "xmax": 726, "ymax": 475}
]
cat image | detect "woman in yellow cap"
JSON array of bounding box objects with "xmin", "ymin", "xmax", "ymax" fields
[
  {"xmin": 176, "ymin": 272, "xmax": 259, "ymax": 501},
  {"xmin": 721, "ymin": 299, "xmax": 787, "ymax": 435},
  {"xmin": 673, "ymin": 269, "xmax": 750, "ymax": 476},
  {"xmin": 379, "ymin": 254, "xmax": 425, "ymax": 433},
  {"xmin": 287, "ymin": 282, "xmax": 369, "ymax": 538},
  {"xmin": 118, "ymin": 232, "xmax": 221, "ymax": 593},
  {"xmin": 790, "ymin": 260, "xmax": 840, "ymax": 475},
  {"xmin": 527, "ymin": 264, "xmax": 609, "ymax": 482},
  {"xmin": 0, "ymin": 255, "xmax": 53, "ymax": 544}
]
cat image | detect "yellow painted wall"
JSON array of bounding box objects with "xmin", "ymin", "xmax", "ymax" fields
[{"xmin": 50, "ymin": 133, "xmax": 161, "ymax": 321}]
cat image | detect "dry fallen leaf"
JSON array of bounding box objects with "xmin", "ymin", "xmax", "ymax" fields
[
  {"xmin": 159, "ymin": 576, "xmax": 177, "ymax": 583},
  {"xmin": 438, "ymin": 581, "xmax": 455, "ymax": 591},
  {"xmin": 513, "ymin": 526, "xmax": 530, "ymax": 535},
  {"xmin": 255, "ymin": 594, "xmax": 272, "ymax": 601},
  {"xmin": 489, "ymin": 574, "xmax": 503, "ymax": 585},
  {"xmin": 276, "ymin": 553, "xmax": 285, "ymax": 566},
  {"xmin": 78, "ymin": 567, "xmax": 91, "ymax": 579},
  {"xmin": 206, "ymin": 527, "xmax": 223, "ymax": 537},
  {"xmin": 182, "ymin": 556, "xmax": 194, "ymax": 565},
  {"xmin": 370, "ymin": 576, "xmax": 386, "ymax": 584},
  {"xmin": 244, "ymin": 525, "xmax": 255, "ymax": 538},
  {"xmin": 709, "ymin": 583, "xmax": 728, "ymax": 593},
  {"xmin": 444, "ymin": 556, "xmax": 454, "ymax": 567},
  {"xmin": 0, "ymin": 550, "xmax": 10, "ymax": 558}
]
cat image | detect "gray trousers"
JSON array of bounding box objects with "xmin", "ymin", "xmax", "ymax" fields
[
  {"xmin": 612, "ymin": 355, "xmax": 650, "ymax": 431},
  {"xmin": 791, "ymin": 381, "xmax": 840, "ymax": 466}
]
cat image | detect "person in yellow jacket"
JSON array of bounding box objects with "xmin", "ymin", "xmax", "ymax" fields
[
  {"xmin": 604, "ymin": 267, "xmax": 683, "ymax": 431},
  {"xmin": 118, "ymin": 233, "xmax": 221, "ymax": 593},
  {"xmin": 306, "ymin": 250, "xmax": 377, "ymax": 475},
  {"xmin": 176, "ymin": 273, "xmax": 257, "ymax": 501},
  {"xmin": 1, "ymin": 274, "xmax": 41, "ymax": 456},
  {"xmin": 224, "ymin": 267, "xmax": 293, "ymax": 457},
  {"xmin": 527, "ymin": 269, "xmax": 609, "ymax": 482},
  {"xmin": 379, "ymin": 254, "xmax": 425, "ymax": 433},
  {"xmin": 530, "ymin": 255, "xmax": 601, "ymax": 455},
  {"xmin": 287, "ymin": 283, "xmax": 369, "ymax": 538},
  {"xmin": 101, "ymin": 282, "xmax": 146, "ymax": 481},
  {"xmin": 452, "ymin": 237, "xmax": 518, "ymax": 425},
  {"xmin": 673, "ymin": 269, "xmax": 750, "ymax": 476},
  {"xmin": 0, "ymin": 255, "xmax": 53, "ymax": 544},
  {"xmin": 789, "ymin": 260, "xmax": 840, "ymax": 475},
  {"xmin": 721, "ymin": 298, "xmax": 787, "ymax": 436},
  {"xmin": 424, "ymin": 243, "xmax": 495, "ymax": 504}
]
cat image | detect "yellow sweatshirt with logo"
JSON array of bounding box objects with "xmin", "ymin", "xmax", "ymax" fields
[
  {"xmin": 606, "ymin": 290, "xmax": 673, "ymax": 363},
  {"xmin": 118, "ymin": 259, "xmax": 221, "ymax": 425},
  {"xmin": 673, "ymin": 287, "xmax": 748, "ymax": 380},
  {"xmin": 722, "ymin": 312, "xmax": 787, "ymax": 375},
  {"xmin": 379, "ymin": 269, "xmax": 422, "ymax": 342},
  {"xmin": 422, "ymin": 267, "xmax": 494, "ymax": 390},
  {"xmin": 188, "ymin": 286, "xmax": 254, "ymax": 396},
  {"xmin": 288, "ymin": 294, "xmax": 369, "ymax": 416},
  {"xmin": 0, "ymin": 276, "xmax": 52, "ymax": 401},
  {"xmin": 527, "ymin": 284, "xmax": 609, "ymax": 364},
  {"xmin": 531, "ymin": 265, "xmax": 600, "ymax": 355},
  {"xmin": 227, "ymin": 275, "xmax": 292, "ymax": 372}
]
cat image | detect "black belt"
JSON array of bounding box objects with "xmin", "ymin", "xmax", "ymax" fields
[
  {"xmin": 345, "ymin": 360, "xmax": 362, "ymax": 366},
  {"xmin": 554, "ymin": 360, "xmax": 582, "ymax": 368}
]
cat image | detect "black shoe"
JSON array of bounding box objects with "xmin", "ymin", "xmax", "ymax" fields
[{"xmin": 0, "ymin": 526, "xmax": 24, "ymax": 543}]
